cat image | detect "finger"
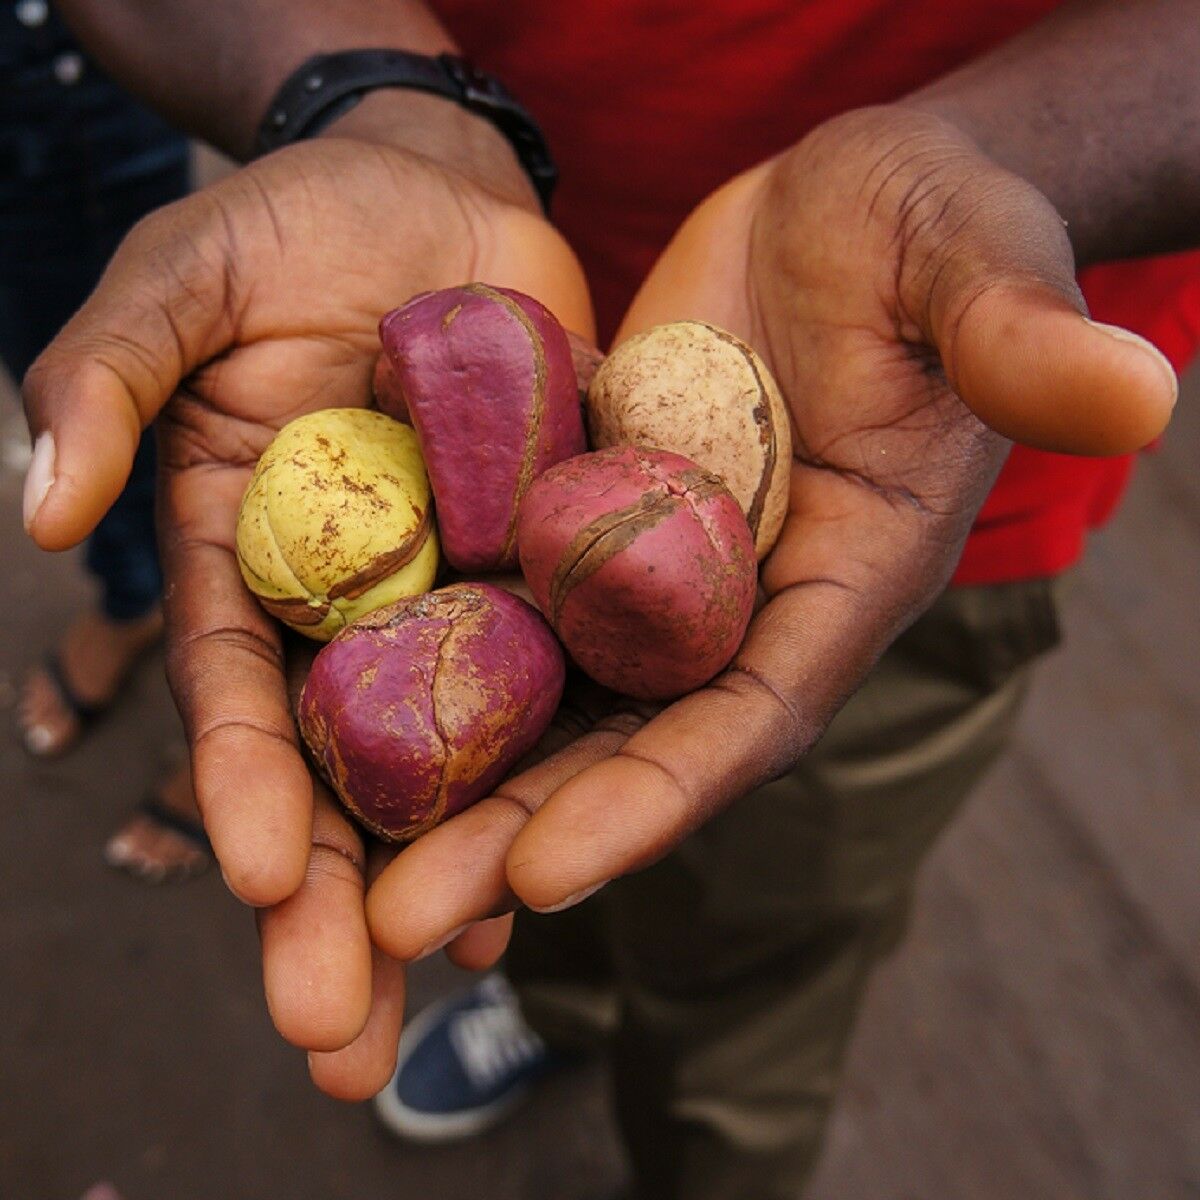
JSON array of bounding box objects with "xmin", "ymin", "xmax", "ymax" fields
[
  {"xmin": 161, "ymin": 455, "xmax": 313, "ymax": 905},
  {"xmin": 902, "ymin": 163, "xmax": 1179, "ymax": 456},
  {"xmin": 620, "ymin": 156, "xmax": 1177, "ymax": 456},
  {"xmin": 944, "ymin": 284, "xmax": 1178, "ymax": 455},
  {"xmin": 308, "ymin": 950, "xmax": 406, "ymax": 1102},
  {"xmin": 444, "ymin": 915, "xmax": 515, "ymax": 972},
  {"xmin": 258, "ymin": 790, "xmax": 371, "ymax": 1053},
  {"xmin": 504, "ymin": 579, "xmax": 885, "ymax": 913},
  {"xmin": 21, "ymin": 193, "xmax": 239, "ymax": 549},
  {"xmin": 616, "ymin": 165, "xmax": 768, "ymax": 343},
  {"xmin": 366, "ymin": 711, "xmax": 645, "ymax": 960}
]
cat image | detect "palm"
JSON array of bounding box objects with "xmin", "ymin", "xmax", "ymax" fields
[
  {"xmin": 81, "ymin": 140, "xmax": 586, "ymax": 897},
  {"xmin": 620, "ymin": 119, "xmax": 1044, "ymax": 639},
  {"xmin": 159, "ymin": 138, "xmax": 588, "ymax": 624}
]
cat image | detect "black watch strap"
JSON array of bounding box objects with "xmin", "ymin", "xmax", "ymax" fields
[{"xmin": 254, "ymin": 49, "xmax": 558, "ymax": 212}]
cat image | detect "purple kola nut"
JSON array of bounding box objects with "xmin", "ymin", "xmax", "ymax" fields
[
  {"xmin": 298, "ymin": 583, "xmax": 565, "ymax": 842},
  {"xmin": 517, "ymin": 446, "xmax": 757, "ymax": 701},
  {"xmin": 378, "ymin": 284, "xmax": 586, "ymax": 573}
]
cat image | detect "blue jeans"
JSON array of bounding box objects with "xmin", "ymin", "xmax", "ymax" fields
[{"xmin": 0, "ymin": 3, "xmax": 189, "ymax": 620}]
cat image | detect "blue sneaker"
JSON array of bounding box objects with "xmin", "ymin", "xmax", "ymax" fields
[{"xmin": 374, "ymin": 974, "xmax": 559, "ymax": 1142}]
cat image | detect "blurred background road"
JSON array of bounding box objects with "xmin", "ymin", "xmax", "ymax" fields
[{"xmin": 1, "ymin": 355, "xmax": 1196, "ymax": 1199}]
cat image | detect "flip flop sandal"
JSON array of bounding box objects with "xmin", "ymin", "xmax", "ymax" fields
[
  {"xmin": 104, "ymin": 797, "xmax": 214, "ymax": 884},
  {"xmin": 21, "ymin": 652, "xmax": 111, "ymax": 757}
]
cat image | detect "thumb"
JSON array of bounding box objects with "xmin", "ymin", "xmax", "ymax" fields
[
  {"xmin": 21, "ymin": 194, "xmax": 237, "ymax": 550},
  {"xmin": 913, "ymin": 158, "xmax": 1180, "ymax": 457},
  {"xmin": 944, "ymin": 281, "xmax": 1178, "ymax": 456}
]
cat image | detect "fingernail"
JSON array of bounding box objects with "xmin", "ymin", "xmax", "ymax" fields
[
  {"xmin": 1084, "ymin": 320, "xmax": 1179, "ymax": 401},
  {"xmin": 22, "ymin": 431, "xmax": 55, "ymax": 532},
  {"xmin": 528, "ymin": 883, "xmax": 604, "ymax": 914},
  {"xmin": 415, "ymin": 923, "xmax": 470, "ymax": 961}
]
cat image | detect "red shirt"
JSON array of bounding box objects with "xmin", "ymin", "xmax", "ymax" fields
[{"xmin": 432, "ymin": 0, "xmax": 1200, "ymax": 584}]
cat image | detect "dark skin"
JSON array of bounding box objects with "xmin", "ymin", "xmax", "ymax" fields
[
  {"xmin": 22, "ymin": 122, "xmax": 592, "ymax": 1097},
  {"xmin": 363, "ymin": 102, "xmax": 1181, "ymax": 950},
  {"xmin": 23, "ymin": 0, "xmax": 1188, "ymax": 1097},
  {"xmin": 53, "ymin": 0, "xmax": 487, "ymax": 167}
]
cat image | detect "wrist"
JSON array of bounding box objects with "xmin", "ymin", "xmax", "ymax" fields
[
  {"xmin": 895, "ymin": 0, "xmax": 1200, "ymax": 269},
  {"xmin": 896, "ymin": 92, "xmax": 1010, "ymax": 168},
  {"xmin": 895, "ymin": 91, "xmax": 1094, "ymax": 262},
  {"xmin": 320, "ymin": 89, "xmax": 540, "ymax": 212}
]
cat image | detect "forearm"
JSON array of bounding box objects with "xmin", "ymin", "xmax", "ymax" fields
[
  {"xmin": 904, "ymin": 0, "xmax": 1200, "ymax": 267},
  {"xmin": 53, "ymin": 0, "xmax": 533, "ymax": 203}
]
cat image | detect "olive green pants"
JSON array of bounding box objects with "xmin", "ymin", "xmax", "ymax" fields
[{"xmin": 506, "ymin": 579, "xmax": 1065, "ymax": 1200}]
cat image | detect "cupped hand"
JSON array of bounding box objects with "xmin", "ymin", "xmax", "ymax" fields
[
  {"xmin": 21, "ymin": 137, "xmax": 591, "ymax": 1092},
  {"xmin": 363, "ymin": 105, "xmax": 1178, "ymax": 983}
]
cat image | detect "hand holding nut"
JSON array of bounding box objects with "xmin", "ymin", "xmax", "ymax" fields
[{"xmin": 363, "ymin": 111, "xmax": 1179, "ymax": 980}]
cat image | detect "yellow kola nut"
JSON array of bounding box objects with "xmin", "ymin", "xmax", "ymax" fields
[
  {"xmin": 587, "ymin": 320, "xmax": 792, "ymax": 560},
  {"xmin": 236, "ymin": 408, "xmax": 439, "ymax": 640}
]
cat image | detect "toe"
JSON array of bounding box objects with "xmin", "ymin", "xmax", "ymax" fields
[
  {"xmin": 24, "ymin": 723, "xmax": 60, "ymax": 756},
  {"xmin": 104, "ymin": 815, "xmax": 149, "ymax": 865},
  {"xmin": 104, "ymin": 815, "xmax": 211, "ymax": 884},
  {"xmin": 19, "ymin": 669, "xmax": 80, "ymax": 756}
]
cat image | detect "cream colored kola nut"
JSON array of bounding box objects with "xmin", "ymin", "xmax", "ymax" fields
[
  {"xmin": 236, "ymin": 409, "xmax": 439, "ymax": 641},
  {"xmin": 586, "ymin": 320, "xmax": 792, "ymax": 559}
]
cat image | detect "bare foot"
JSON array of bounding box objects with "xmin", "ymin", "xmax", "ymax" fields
[
  {"xmin": 104, "ymin": 761, "xmax": 211, "ymax": 883},
  {"xmin": 18, "ymin": 607, "xmax": 164, "ymax": 756}
]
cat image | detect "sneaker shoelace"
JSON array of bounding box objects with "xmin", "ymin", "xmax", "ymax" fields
[{"xmin": 448, "ymin": 981, "xmax": 547, "ymax": 1092}]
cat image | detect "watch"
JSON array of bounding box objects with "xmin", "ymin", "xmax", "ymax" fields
[{"xmin": 254, "ymin": 49, "xmax": 558, "ymax": 213}]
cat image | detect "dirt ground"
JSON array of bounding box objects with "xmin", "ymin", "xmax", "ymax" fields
[{"xmin": 0, "ymin": 361, "xmax": 1197, "ymax": 1200}]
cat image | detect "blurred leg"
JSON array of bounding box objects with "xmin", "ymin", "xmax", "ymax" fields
[
  {"xmin": 508, "ymin": 578, "xmax": 1064, "ymax": 1199},
  {"xmin": 1, "ymin": 22, "xmax": 205, "ymax": 878},
  {"xmin": 0, "ymin": 42, "xmax": 189, "ymax": 617},
  {"xmin": 1, "ymin": 27, "xmax": 188, "ymax": 753},
  {"xmin": 506, "ymin": 892, "xmax": 620, "ymax": 1053}
]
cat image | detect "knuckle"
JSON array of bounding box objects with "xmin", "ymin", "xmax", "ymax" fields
[
  {"xmin": 169, "ymin": 617, "xmax": 284, "ymax": 676},
  {"xmin": 614, "ymin": 744, "xmax": 693, "ymax": 813},
  {"xmin": 487, "ymin": 784, "xmax": 544, "ymax": 825},
  {"xmin": 20, "ymin": 351, "xmax": 56, "ymax": 405},
  {"xmin": 306, "ymin": 840, "xmax": 366, "ymax": 889},
  {"xmin": 594, "ymin": 709, "xmax": 650, "ymax": 739},
  {"xmin": 188, "ymin": 713, "xmax": 295, "ymax": 751},
  {"xmin": 119, "ymin": 192, "xmax": 241, "ymax": 346},
  {"xmin": 707, "ymin": 662, "xmax": 819, "ymax": 785}
]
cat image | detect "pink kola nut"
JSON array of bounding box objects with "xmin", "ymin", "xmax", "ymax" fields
[
  {"xmin": 517, "ymin": 446, "xmax": 757, "ymax": 700},
  {"xmin": 379, "ymin": 284, "xmax": 586, "ymax": 573},
  {"xmin": 298, "ymin": 583, "xmax": 566, "ymax": 842}
]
